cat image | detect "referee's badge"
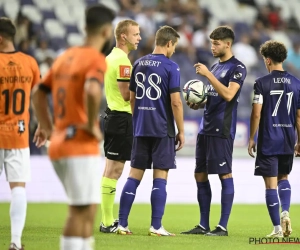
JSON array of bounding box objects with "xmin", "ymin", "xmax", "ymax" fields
[{"xmin": 120, "ymin": 65, "xmax": 131, "ymax": 78}]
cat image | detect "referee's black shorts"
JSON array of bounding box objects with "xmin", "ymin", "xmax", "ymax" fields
[{"xmin": 103, "ymin": 110, "xmax": 133, "ymax": 161}]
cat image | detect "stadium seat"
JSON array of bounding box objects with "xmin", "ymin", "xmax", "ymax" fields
[
  {"xmin": 3, "ymin": 1, "xmax": 20, "ymax": 20},
  {"xmin": 44, "ymin": 19, "xmax": 66, "ymax": 38},
  {"xmin": 21, "ymin": 5, "xmax": 43, "ymax": 23},
  {"xmin": 67, "ymin": 33, "xmax": 84, "ymax": 46},
  {"xmin": 32, "ymin": 0, "xmax": 54, "ymax": 11},
  {"xmin": 54, "ymin": 5, "xmax": 75, "ymax": 25}
]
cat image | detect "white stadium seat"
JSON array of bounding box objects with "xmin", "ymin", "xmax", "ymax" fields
[
  {"xmin": 3, "ymin": 1, "xmax": 20, "ymax": 20},
  {"xmin": 44, "ymin": 19, "xmax": 66, "ymax": 38},
  {"xmin": 67, "ymin": 33, "xmax": 84, "ymax": 46},
  {"xmin": 21, "ymin": 5, "xmax": 43, "ymax": 23}
]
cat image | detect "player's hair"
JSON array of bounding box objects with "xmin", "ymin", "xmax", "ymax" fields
[
  {"xmin": 114, "ymin": 20, "xmax": 139, "ymax": 40},
  {"xmin": 209, "ymin": 26, "xmax": 235, "ymax": 42},
  {"xmin": 0, "ymin": 17, "xmax": 16, "ymax": 41},
  {"xmin": 85, "ymin": 4, "xmax": 115, "ymax": 34},
  {"xmin": 259, "ymin": 40, "xmax": 287, "ymax": 64},
  {"xmin": 155, "ymin": 25, "xmax": 180, "ymax": 46}
]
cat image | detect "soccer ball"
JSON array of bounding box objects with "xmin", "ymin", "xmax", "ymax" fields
[{"xmin": 182, "ymin": 79, "xmax": 207, "ymax": 104}]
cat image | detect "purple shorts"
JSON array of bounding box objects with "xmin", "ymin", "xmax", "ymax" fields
[
  {"xmin": 131, "ymin": 136, "xmax": 176, "ymax": 170},
  {"xmin": 195, "ymin": 134, "xmax": 233, "ymax": 175},
  {"xmin": 255, "ymin": 153, "xmax": 293, "ymax": 177}
]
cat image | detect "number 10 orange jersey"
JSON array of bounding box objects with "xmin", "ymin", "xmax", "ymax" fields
[{"xmin": 0, "ymin": 52, "xmax": 40, "ymax": 149}]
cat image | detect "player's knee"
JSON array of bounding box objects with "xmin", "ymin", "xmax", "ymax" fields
[
  {"xmin": 277, "ymin": 174, "xmax": 288, "ymax": 181},
  {"xmin": 105, "ymin": 160, "xmax": 125, "ymax": 179},
  {"xmin": 153, "ymin": 169, "xmax": 168, "ymax": 180},
  {"xmin": 194, "ymin": 172, "xmax": 208, "ymax": 182},
  {"xmin": 9, "ymin": 182, "xmax": 26, "ymax": 190},
  {"xmin": 219, "ymin": 173, "xmax": 232, "ymax": 180},
  {"xmin": 129, "ymin": 167, "xmax": 144, "ymax": 181}
]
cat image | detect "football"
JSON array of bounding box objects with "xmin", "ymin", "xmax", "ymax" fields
[{"xmin": 182, "ymin": 79, "xmax": 207, "ymax": 104}]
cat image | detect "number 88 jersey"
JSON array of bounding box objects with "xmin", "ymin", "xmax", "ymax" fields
[
  {"xmin": 253, "ymin": 70, "xmax": 300, "ymax": 155},
  {"xmin": 0, "ymin": 52, "xmax": 40, "ymax": 149},
  {"xmin": 129, "ymin": 54, "xmax": 181, "ymax": 138}
]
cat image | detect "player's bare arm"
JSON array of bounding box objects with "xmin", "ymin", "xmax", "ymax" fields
[
  {"xmin": 194, "ymin": 63, "xmax": 240, "ymax": 102},
  {"xmin": 31, "ymin": 84, "xmax": 53, "ymax": 143},
  {"xmin": 118, "ymin": 81, "xmax": 130, "ymax": 101},
  {"xmin": 295, "ymin": 109, "xmax": 300, "ymax": 157},
  {"xmin": 84, "ymin": 78, "xmax": 102, "ymax": 141},
  {"xmin": 248, "ymin": 103, "xmax": 262, "ymax": 158},
  {"xmin": 130, "ymin": 90, "xmax": 136, "ymax": 115},
  {"xmin": 171, "ymin": 92, "xmax": 185, "ymax": 151}
]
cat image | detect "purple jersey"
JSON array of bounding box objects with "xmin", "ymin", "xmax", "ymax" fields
[
  {"xmin": 129, "ymin": 54, "xmax": 180, "ymax": 137},
  {"xmin": 199, "ymin": 56, "xmax": 247, "ymax": 139},
  {"xmin": 253, "ymin": 70, "xmax": 300, "ymax": 155}
]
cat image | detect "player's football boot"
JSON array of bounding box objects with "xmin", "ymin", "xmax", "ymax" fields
[
  {"xmin": 180, "ymin": 225, "xmax": 210, "ymax": 235},
  {"xmin": 205, "ymin": 226, "xmax": 228, "ymax": 236},
  {"xmin": 266, "ymin": 229, "xmax": 283, "ymax": 238},
  {"xmin": 99, "ymin": 219, "xmax": 118, "ymax": 233},
  {"xmin": 148, "ymin": 226, "xmax": 175, "ymax": 236},
  {"xmin": 281, "ymin": 211, "xmax": 292, "ymax": 237},
  {"xmin": 116, "ymin": 225, "xmax": 133, "ymax": 235},
  {"xmin": 8, "ymin": 243, "xmax": 24, "ymax": 250}
]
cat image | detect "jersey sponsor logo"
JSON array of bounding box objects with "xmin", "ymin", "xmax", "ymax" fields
[
  {"xmin": 17, "ymin": 120, "xmax": 25, "ymax": 134},
  {"xmin": 237, "ymin": 64, "xmax": 245, "ymax": 68},
  {"xmin": 206, "ymin": 84, "xmax": 218, "ymax": 96},
  {"xmin": 119, "ymin": 65, "xmax": 131, "ymax": 78},
  {"xmin": 3, "ymin": 60, "xmax": 22, "ymax": 70}
]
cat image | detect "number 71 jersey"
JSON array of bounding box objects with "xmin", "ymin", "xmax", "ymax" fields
[
  {"xmin": 0, "ymin": 52, "xmax": 40, "ymax": 149},
  {"xmin": 253, "ymin": 70, "xmax": 300, "ymax": 155},
  {"xmin": 129, "ymin": 54, "xmax": 181, "ymax": 138}
]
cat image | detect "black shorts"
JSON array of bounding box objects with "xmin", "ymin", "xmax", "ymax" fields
[
  {"xmin": 131, "ymin": 136, "xmax": 176, "ymax": 170},
  {"xmin": 195, "ymin": 134, "xmax": 233, "ymax": 175},
  {"xmin": 103, "ymin": 110, "xmax": 133, "ymax": 161},
  {"xmin": 255, "ymin": 152, "xmax": 293, "ymax": 177}
]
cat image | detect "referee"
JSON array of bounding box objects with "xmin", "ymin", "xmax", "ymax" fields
[{"xmin": 99, "ymin": 19, "xmax": 141, "ymax": 233}]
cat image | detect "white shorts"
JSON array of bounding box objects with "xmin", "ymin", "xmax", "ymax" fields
[
  {"xmin": 0, "ymin": 148, "xmax": 30, "ymax": 182},
  {"xmin": 52, "ymin": 156, "xmax": 101, "ymax": 206}
]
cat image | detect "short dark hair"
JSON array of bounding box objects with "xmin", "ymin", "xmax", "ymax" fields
[
  {"xmin": 259, "ymin": 40, "xmax": 287, "ymax": 63},
  {"xmin": 85, "ymin": 4, "xmax": 116, "ymax": 34},
  {"xmin": 0, "ymin": 17, "xmax": 16, "ymax": 41},
  {"xmin": 155, "ymin": 25, "xmax": 180, "ymax": 46},
  {"xmin": 209, "ymin": 26, "xmax": 235, "ymax": 42}
]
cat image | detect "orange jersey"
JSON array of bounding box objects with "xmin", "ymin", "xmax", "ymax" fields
[
  {"xmin": 39, "ymin": 47, "xmax": 106, "ymax": 160},
  {"xmin": 0, "ymin": 52, "xmax": 40, "ymax": 149}
]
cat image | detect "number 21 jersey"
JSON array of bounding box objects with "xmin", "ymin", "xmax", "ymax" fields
[
  {"xmin": 129, "ymin": 54, "xmax": 180, "ymax": 138},
  {"xmin": 253, "ymin": 70, "xmax": 300, "ymax": 155}
]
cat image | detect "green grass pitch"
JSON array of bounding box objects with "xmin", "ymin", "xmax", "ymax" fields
[{"xmin": 0, "ymin": 203, "xmax": 299, "ymax": 250}]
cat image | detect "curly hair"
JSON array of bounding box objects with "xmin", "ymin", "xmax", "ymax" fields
[{"xmin": 259, "ymin": 40, "xmax": 287, "ymax": 63}]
